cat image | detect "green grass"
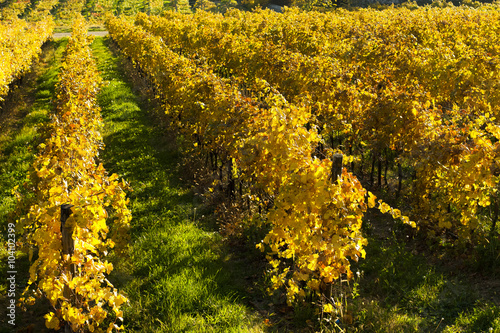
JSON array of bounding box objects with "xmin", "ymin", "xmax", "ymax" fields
[
  {"xmin": 444, "ymin": 303, "xmax": 500, "ymax": 333},
  {"xmin": 91, "ymin": 36, "xmax": 267, "ymax": 332},
  {"xmin": 344, "ymin": 226, "xmax": 500, "ymax": 332},
  {"xmin": 0, "ymin": 39, "xmax": 68, "ymax": 333}
]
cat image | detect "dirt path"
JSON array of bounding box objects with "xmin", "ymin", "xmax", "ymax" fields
[{"xmin": 53, "ymin": 31, "xmax": 108, "ymax": 38}]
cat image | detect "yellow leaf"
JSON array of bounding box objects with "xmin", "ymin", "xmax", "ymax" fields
[
  {"xmin": 323, "ymin": 303, "xmax": 334, "ymax": 313},
  {"xmin": 45, "ymin": 312, "xmax": 60, "ymax": 330},
  {"xmin": 367, "ymin": 192, "xmax": 376, "ymax": 208},
  {"xmin": 378, "ymin": 201, "xmax": 390, "ymax": 214}
]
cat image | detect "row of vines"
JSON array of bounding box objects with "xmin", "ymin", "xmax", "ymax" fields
[
  {"xmin": 13, "ymin": 16, "xmax": 130, "ymax": 332},
  {"xmin": 0, "ymin": 17, "xmax": 54, "ymax": 101},
  {"xmin": 133, "ymin": 6, "xmax": 500, "ymax": 240},
  {"xmin": 106, "ymin": 12, "xmax": 411, "ymax": 316},
  {"xmin": 106, "ymin": 3, "xmax": 500, "ymax": 323},
  {"xmin": 0, "ymin": 0, "xmax": 58, "ymax": 21},
  {"xmin": 136, "ymin": 7, "xmax": 500, "ymax": 238},
  {"xmin": 0, "ymin": 0, "xmax": 186, "ymax": 24}
]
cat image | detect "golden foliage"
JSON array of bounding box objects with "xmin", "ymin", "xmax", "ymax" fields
[{"xmin": 16, "ymin": 15, "xmax": 130, "ymax": 332}]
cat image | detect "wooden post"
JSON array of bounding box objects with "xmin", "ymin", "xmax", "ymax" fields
[
  {"xmin": 227, "ymin": 159, "xmax": 235, "ymax": 198},
  {"xmin": 350, "ymin": 146, "xmax": 355, "ymax": 173},
  {"xmin": 331, "ymin": 153, "xmax": 343, "ymax": 182},
  {"xmin": 397, "ymin": 163, "xmax": 403, "ymax": 198},
  {"xmin": 60, "ymin": 204, "xmax": 74, "ymax": 333},
  {"xmin": 384, "ymin": 150, "xmax": 389, "ymax": 187},
  {"xmin": 324, "ymin": 153, "xmax": 343, "ymax": 301},
  {"xmin": 359, "ymin": 145, "xmax": 365, "ymax": 178},
  {"xmin": 377, "ymin": 157, "xmax": 382, "ymax": 188},
  {"xmin": 219, "ymin": 162, "xmax": 223, "ymax": 192},
  {"xmin": 370, "ymin": 152, "xmax": 376, "ymax": 185},
  {"xmin": 491, "ymin": 200, "xmax": 498, "ymax": 239},
  {"xmin": 61, "ymin": 204, "xmax": 74, "ymax": 257},
  {"xmin": 491, "ymin": 184, "xmax": 499, "ymax": 239}
]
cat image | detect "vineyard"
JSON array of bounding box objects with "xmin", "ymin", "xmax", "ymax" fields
[{"xmin": 1, "ymin": 2, "xmax": 500, "ymax": 333}]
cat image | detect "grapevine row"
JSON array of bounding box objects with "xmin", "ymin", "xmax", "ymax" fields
[
  {"xmin": 0, "ymin": 17, "xmax": 54, "ymax": 102},
  {"xmin": 55, "ymin": 0, "xmax": 87, "ymax": 25},
  {"xmin": 16, "ymin": 16, "xmax": 130, "ymax": 332},
  {"xmin": 26, "ymin": 0, "xmax": 60, "ymax": 21},
  {"xmin": 136, "ymin": 7, "xmax": 500, "ymax": 241},
  {"xmin": 106, "ymin": 15, "xmax": 408, "ymax": 311},
  {"xmin": 0, "ymin": 0, "xmax": 31, "ymax": 20}
]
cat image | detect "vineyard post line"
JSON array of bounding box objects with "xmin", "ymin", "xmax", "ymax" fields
[{"xmin": 60, "ymin": 204, "xmax": 75, "ymax": 333}]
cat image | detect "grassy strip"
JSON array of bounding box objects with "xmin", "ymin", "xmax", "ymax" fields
[
  {"xmin": 91, "ymin": 36, "xmax": 268, "ymax": 332},
  {"xmin": 0, "ymin": 39, "xmax": 67, "ymax": 332},
  {"xmin": 347, "ymin": 217, "xmax": 500, "ymax": 332}
]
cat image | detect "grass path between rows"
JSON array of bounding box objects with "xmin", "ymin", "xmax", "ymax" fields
[{"xmin": 91, "ymin": 36, "xmax": 269, "ymax": 332}]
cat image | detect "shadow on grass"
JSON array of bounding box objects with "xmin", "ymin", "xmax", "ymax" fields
[
  {"xmin": 92, "ymin": 36, "xmax": 267, "ymax": 333},
  {"xmin": 349, "ymin": 226, "xmax": 500, "ymax": 332}
]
